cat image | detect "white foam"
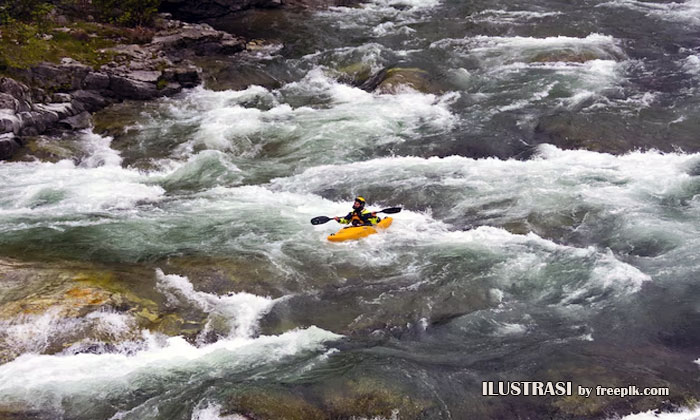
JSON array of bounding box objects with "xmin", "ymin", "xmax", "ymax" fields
[
  {"xmin": 158, "ymin": 69, "xmax": 457, "ymax": 164},
  {"xmin": 0, "ymin": 131, "xmax": 164, "ymax": 217},
  {"xmin": 0, "ymin": 326, "xmax": 341, "ymax": 405},
  {"xmin": 598, "ymin": 0, "xmax": 700, "ymax": 26},
  {"xmin": 682, "ymin": 55, "xmax": 700, "ymax": 74},
  {"xmin": 156, "ymin": 269, "xmax": 277, "ymax": 339},
  {"xmin": 618, "ymin": 405, "xmax": 700, "ymax": 420},
  {"xmin": 469, "ymin": 9, "xmax": 562, "ymax": 24},
  {"xmin": 191, "ymin": 401, "xmax": 248, "ymax": 420}
]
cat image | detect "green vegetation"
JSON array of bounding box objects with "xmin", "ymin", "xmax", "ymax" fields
[
  {"xmin": 0, "ymin": 0, "xmax": 161, "ymax": 73},
  {"xmin": 0, "ymin": 22, "xmax": 118, "ymax": 71},
  {"xmin": 93, "ymin": 0, "xmax": 161, "ymax": 27}
]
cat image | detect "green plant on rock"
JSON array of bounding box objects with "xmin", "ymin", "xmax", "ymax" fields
[{"xmin": 92, "ymin": 0, "xmax": 161, "ymax": 27}]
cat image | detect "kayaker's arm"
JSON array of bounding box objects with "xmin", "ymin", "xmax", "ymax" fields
[{"xmin": 335, "ymin": 213, "xmax": 352, "ymax": 224}]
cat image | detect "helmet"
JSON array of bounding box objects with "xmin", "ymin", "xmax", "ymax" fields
[{"xmin": 354, "ymin": 196, "xmax": 366, "ymax": 208}]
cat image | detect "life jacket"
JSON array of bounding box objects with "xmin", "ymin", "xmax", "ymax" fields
[{"xmin": 347, "ymin": 209, "xmax": 379, "ymax": 226}]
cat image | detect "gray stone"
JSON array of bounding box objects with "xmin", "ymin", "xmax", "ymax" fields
[
  {"xmin": 71, "ymin": 90, "xmax": 111, "ymax": 112},
  {"xmin": 0, "ymin": 111, "xmax": 21, "ymax": 134},
  {"xmin": 109, "ymin": 75, "xmax": 159, "ymax": 100},
  {"xmin": 51, "ymin": 93, "xmax": 73, "ymax": 103},
  {"xmin": 0, "ymin": 93, "xmax": 19, "ymax": 111},
  {"xmin": 34, "ymin": 102, "xmax": 76, "ymax": 120},
  {"xmin": 0, "ymin": 78, "xmax": 32, "ymax": 102},
  {"xmin": 127, "ymin": 70, "xmax": 162, "ymax": 83},
  {"xmin": 173, "ymin": 66, "xmax": 200, "ymax": 88},
  {"xmin": 59, "ymin": 111, "xmax": 92, "ymax": 130},
  {"xmin": 0, "ymin": 133, "xmax": 20, "ymax": 160},
  {"xmin": 83, "ymin": 72, "xmax": 111, "ymax": 90}
]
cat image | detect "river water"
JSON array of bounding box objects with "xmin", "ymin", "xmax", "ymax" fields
[{"xmin": 1, "ymin": 0, "xmax": 700, "ymax": 419}]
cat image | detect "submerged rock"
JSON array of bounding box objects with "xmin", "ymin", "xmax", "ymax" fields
[{"xmin": 361, "ymin": 67, "xmax": 444, "ymax": 94}]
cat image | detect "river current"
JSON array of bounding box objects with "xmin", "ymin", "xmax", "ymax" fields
[{"xmin": 0, "ymin": 0, "xmax": 699, "ymax": 419}]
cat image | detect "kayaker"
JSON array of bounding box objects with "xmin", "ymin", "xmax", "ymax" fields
[{"xmin": 334, "ymin": 196, "xmax": 381, "ymax": 227}]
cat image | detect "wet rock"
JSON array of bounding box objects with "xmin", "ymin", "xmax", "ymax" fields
[
  {"xmin": 59, "ymin": 111, "xmax": 92, "ymax": 130},
  {"xmin": 230, "ymin": 389, "xmax": 325, "ymax": 420},
  {"xmin": 334, "ymin": 62, "xmax": 373, "ymax": 86},
  {"xmin": 533, "ymin": 111, "xmax": 700, "ymax": 154},
  {"xmin": 12, "ymin": 135, "xmax": 78, "ymax": 162},
  {"xmin": 323, "ymin": 378, "xmax": 432, "ymax": 419},
  {"xmin": 362, "ymin": 67, "xmax": 444, "ymax": 94},
  {"xmin": 0, "ymin": 133, "xmax": 20, "ymax": 160}
]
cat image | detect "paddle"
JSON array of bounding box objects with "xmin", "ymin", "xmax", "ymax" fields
[{"xmin": 310, "ymin": 207, "xmax": 402, "ymax": 225}]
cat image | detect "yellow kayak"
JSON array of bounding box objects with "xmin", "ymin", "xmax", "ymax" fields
[{"xmin": 327, "ymin": 217, "xmax": 393, "ymax": 242}]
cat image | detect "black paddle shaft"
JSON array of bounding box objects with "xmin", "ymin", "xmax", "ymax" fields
[{"xmin": 310, "ymin": 207, "xmax": 402, "ymax": 225}]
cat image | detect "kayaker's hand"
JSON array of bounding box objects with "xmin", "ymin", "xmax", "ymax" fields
[{"xmin": 333, "ymin": 217, "xmax": 339, "ymax": 222}]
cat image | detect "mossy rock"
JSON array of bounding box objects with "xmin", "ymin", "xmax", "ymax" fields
[
  {"xmin": 323, "ymin": 378, "xmax": 432, "ymax": 419},
  {"xmin": 372, "ymin": 67, "xmax": 443, "ymax": 95},
  {"xmin": 9, "ymin": 136, "xmax": 79, "ymax": 163},
  {"xmin": 333, "ymin": 62, "xmax": 373, "ymax": 86},
  {"xmin": 230, "ymin": 389, "xmax": 326, "ymax": 420}
]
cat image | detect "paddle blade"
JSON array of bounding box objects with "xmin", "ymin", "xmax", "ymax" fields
[
  {"xmin": 379, "ymin": 207, "xmax": 402, "ymax": 214},
  {"xmin": 311, "ymin": 216, "xmax": 331, "ymax": 225}
]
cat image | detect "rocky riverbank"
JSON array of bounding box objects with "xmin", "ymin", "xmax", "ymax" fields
[{"xmin": 0, "ymin": 16, "xmax": 247, "ymax": 160}]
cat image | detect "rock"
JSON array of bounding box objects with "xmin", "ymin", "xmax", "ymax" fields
[
  {"xmin": 109, "ymin": 75, "xmax": 160, "ymax": 100},
  {"xmin": 71, "ymin": 90, "xmax": 111, "ymax": 112},
  {"xmin": 51, "ymin": 93, "xmax": 73, "ymax": 103},
  {"xmin": 18, "ymin": 110, "xmax": 59, "ymax": 135},
  {"xmin": 83, "ymin": 72, "xmax": 111, "ymax": 90},
  {"xmin": 59, "ymin": 111, "xmax": 92, "ymax": 130},
  {"xmin": 150, "ymin": 23, "xmax": 245, "ymax": 57},
  {"xmin": 170, "ymin": 66, "xmax": 200, "ymax": 88},
  {"xmin": 29, "ymin": 62, "xmax": 90, "ymax": 92},
  {"xmin": 127, "ymin": 70, "xmax": 162, "ymax": 84},
  {"xmin": 0, "ymin": 93, "xmax": 20, "ymax": 112},
  {"xmin": 159, "ymin": 82, "xmax": 183, "ymax": 96},
  {"xmin": 0, "ymin": 133, "xmax": 20, "ymax": 160},
  {"xmin": 362, "ymin": 67, "xmax": 444, "ymax": 94},
  {"xmin": 33, "ymin": 102, "xmax": 76, "ymax": 120},
  {"xmin": 0, "ymin": 111, "xmax": 21, "ymax": 134},
  {"xmin": 0, "ymin": 78, "xmax": 32, "ymax": 103}
]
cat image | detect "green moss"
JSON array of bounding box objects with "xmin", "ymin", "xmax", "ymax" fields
[
  {"xmin": 156, "ymin": 78, "xmax": 168, "ymax": 90},
  {"xmin": 232, "ymin": 390, "xmax": 326, "ymax": 420},
  {"xmin": 324, "ymin": 378, "xmax": 431, "ymax": 419},
  {"xmin": 0, "ymin": 22, "xmax": 118, "ymax": 73}
]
